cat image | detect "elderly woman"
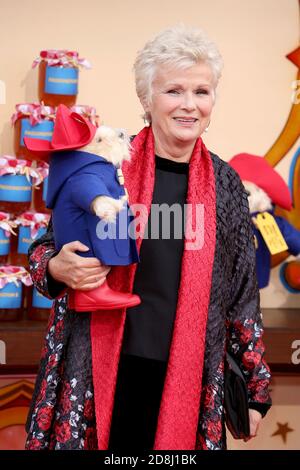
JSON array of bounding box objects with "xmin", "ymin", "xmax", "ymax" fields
[{"xmin": 25, "ymin": 25, "xmax": 271, "ymax": 451}]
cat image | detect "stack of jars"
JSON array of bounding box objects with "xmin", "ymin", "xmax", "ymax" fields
[
  {"xmin": 0, "ymin": 156, "xmax": 51, "ymax": 320},
  {"xmin": 1, "ymin": 49, "xmax": 97, "ymax": 322}
]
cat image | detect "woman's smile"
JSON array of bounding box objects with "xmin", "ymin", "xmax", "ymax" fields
[{"xmin": 173, "ymin": 116, "xmax": 199, "ymax": 126}]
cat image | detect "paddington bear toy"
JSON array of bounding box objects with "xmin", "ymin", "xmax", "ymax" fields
[
  {"xmin": 24, "ymin": 104, "xmax": 140, "ymax": 311},
  {"xmin": 229, "ymin": 153, "xmax": 300, "ymax": 289}
]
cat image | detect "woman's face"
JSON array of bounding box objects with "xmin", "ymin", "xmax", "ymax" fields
[{"xmin": 144, "ymin": 62, "xmax": 215, "ymax": 147}]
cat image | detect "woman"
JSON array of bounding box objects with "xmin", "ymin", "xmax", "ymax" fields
[{"xmin": 26, "ymin": 25, "xmax": 271, "ymax": 450}]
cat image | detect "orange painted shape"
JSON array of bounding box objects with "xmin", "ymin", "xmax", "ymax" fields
[
  {"xmin": 0, "ymin": 380, "xmax": 34, "ymax": 409},
  {"xmin": 283, "ymin": 260, "xmax": 300, "ymax": 290},
  {"xmin": 0, "ymin": 424, "xmax": 26, "ymax": 450},
  {"xmin": 265, "ymin": 71, "xmax": 300, "ymax": 167},
  {"xmin": 287, "ymin": 46, "xmax": 300, "ymax": 68},
  {"xmin": 0, "ymin": 406, "xmax": 29, "ymax": 429}
]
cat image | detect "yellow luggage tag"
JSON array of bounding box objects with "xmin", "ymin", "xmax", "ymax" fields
[{"xmin": 252, "ymin": 212, "xmax": 288, "ymax": 255}]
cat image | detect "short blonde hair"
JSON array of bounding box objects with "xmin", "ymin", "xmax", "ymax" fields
[{"xmin": 134, "ymin": 24, "xmax": 224, "ymax": 108}]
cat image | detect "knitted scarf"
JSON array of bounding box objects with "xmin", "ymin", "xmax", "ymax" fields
[{"xmin": 91, "ymin": 126, "xmax": 216, "ymax": 450}]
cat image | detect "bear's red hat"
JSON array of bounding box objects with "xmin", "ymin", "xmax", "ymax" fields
[
  {"xmin": 228, "ymin": 153, "xmax": 292, "ymax": 210},
  {"xmin": 24, "ymin": 104, "xmax": 96, "ymax": 161}
]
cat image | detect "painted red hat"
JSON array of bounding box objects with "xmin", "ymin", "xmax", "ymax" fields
[
  {"xmin": 228, "ymin": 153, "xmax": 292, "ymax": 210},
  {"xmin": 24, "ymin": 104, "xmax": 96, "ymax": 161}
]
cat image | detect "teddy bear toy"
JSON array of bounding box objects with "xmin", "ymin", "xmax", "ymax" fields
[
  {"xmin": 229, "ymin": 153, "xmax": 300, "ymax": 289},
  {"xmin": 24, "ymin": 104, "xmax": 140, "ymax": 312}
]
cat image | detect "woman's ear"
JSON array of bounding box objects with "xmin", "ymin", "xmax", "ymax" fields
[
  {"xmin": 140, "ymin": 97, "xmax": 150, "ymax": 113},
  {"xmin": 140, "ymin": 97, "xmax": 152, "ymax": 125}
]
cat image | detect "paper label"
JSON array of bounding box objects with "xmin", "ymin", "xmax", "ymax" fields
[
  {"xmin": 20, "ymin": 118, "xmax": 54, "ymax": 146},
  {"xmin": 252, "ymin": 212, "xmax": 288, "ymax": 255},
  {"xmin": 45, "ymin": 65, "xmax": 78, "ymax": 95},
  {"xmin": 0, "ymin": 175, "xmax": 32, "ymax": 202},
  {"xmin": 18, "ymin": 226, "xmax": 47, "ymax": 254},
  {"xmin": 0, "ymin": 282, "xmax": 22, "ymax": 308}
]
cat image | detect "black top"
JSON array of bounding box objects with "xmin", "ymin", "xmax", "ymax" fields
[{"xmin": 121, "ymin": 155, "xmax": 189, "ymax": 361}]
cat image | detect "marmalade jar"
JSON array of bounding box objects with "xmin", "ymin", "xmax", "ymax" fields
[
  {"xmin": 9, "ymin": 211, "xmax": 50, "ymax": 267},
  {"xmin": 11, "ymin": 103, "xmax": 55, "ymax": 159},
  {"xmin": 0, "ymin": 156, "xmax": 33, "ymax": 215},
  {"xmin": 32, "ymin": 50, "xmax": 91, "ymax": 107},
  {"xmin": 0, "ymin": 266, "xmax": 31, "ymax": 322}
]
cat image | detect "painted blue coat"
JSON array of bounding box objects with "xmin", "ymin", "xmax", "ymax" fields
[
  {"xmin": 46, "ymin": 150, "xmax": 139, "ymax": 266},
  {"xmin": 252, "ymin": 210, "xmax": 300, "ymax": 288}
]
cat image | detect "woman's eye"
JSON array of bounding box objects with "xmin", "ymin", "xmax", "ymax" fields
[
  {"xmin": 167, "ymin": 89, "xmax": 180, "ymax": 94},
  {"xmin": 196, "ymin": 89, "xmax": 209, "ymax": 95}
]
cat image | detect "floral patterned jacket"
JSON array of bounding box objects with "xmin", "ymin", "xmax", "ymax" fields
[{"xmin": 25, "ymin": 152, "xmax": 272, "ymax": 450}]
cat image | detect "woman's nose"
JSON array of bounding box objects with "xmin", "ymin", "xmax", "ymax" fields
[{"xmin": 181, "ymin": 92, "xmax": 196, "ymax": 111}]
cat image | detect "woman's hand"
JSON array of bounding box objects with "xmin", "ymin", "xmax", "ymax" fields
[
  {"xmin": 243, "ymin": 409, "xmax": 263, "ymax": 442},
  {"xmin": 48, "ymin": 241, "xmax": 111, "ymax": 291}
]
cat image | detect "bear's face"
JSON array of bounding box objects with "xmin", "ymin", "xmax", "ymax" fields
[
  {"xmin": 81, "ymin": 125, "xmax": 131, "ymax": 166},
  {"xmin": 243, "ymin": 180, "xmax": 273, "ymax": 213}
]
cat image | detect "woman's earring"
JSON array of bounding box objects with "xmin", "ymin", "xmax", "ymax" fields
[
  {"xmin": 143, "ymin": 112, "xmax": 151, "ymax": 127},
  {"xmin": 204, "ymin": 121, "xmax": 210, "ymax": 133}
]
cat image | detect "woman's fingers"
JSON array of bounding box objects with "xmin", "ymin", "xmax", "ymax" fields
[
  {"xmin": 62, "ymin": 240, "xmax": 90, "ymax": 254},
  {"xmin": 76, "ymin": 267, "xmax": 107, "ymax": 278},
  {"xmin": 70, "ymin": 266, "xmax": 111, "ymax": 290},
  {"xmin": 77, "ymin": 270, "xmax": 109, "ymax": 285},
  {"xmin": 243, "ymin": 409, "xmax": 262, "ymax": 441},
  {"xmin": 73, "ymin": 256, "xmax": 102, "ymax": 268},
  {"xmin": 76, "ymin": 277, "xmax": 107, "ymax": 291},
  {"xmin": 76, "ymin": 265, "xmax": 111, "ymax": 281},
  {"xmin": 62, "ymin": 241, "xmax": 102, "ymax": 267},
  {"xmin": 47, "ymin": 240, "xmax": 111, "ymax": 288}
]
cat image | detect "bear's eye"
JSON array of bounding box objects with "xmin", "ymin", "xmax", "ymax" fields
[
  {"xmin": 97, "ymin": 137, "xmax": 102, "ymax": 143},
  {"xmin": 118, "ymin": 131, "xmax": 125, "ymax": 139}
]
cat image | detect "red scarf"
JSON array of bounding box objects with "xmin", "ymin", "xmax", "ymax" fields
[{"xmin": 91, "ymin": 126, "xmax": 216, "ymax": 450}]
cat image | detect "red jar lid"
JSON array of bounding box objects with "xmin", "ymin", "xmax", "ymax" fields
[
  {"xmin": 15, "ymin": 211, "xmax": 50, "ymax": 237},
  {"xmin": 70, "ymin": 104, "xmax": 99, "ymax": 126},
  {"xmin": 0, "ymin": 265, "xmax": 32, "ymax": 287},
  {"xmin": 11, "ymin": 103, "xmax": 56, "ymax": 126},
  {"xmin": 32, "ymin": 50, "xmax": 91, "ymax": 69}
]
